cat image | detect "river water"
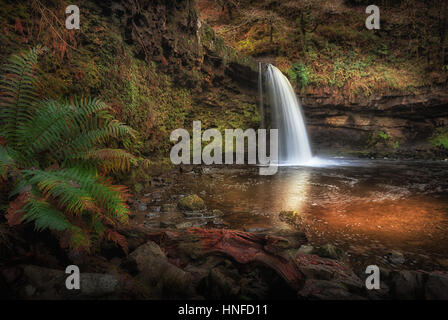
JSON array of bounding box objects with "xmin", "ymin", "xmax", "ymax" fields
[{"xmin": 168, "ymin": 159, "xmax": 448, "ymax": 271}]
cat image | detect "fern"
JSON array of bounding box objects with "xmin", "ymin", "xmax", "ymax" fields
[{"xmin": 0, "ymin": 48, "xmax": 136, "ymax": 252}]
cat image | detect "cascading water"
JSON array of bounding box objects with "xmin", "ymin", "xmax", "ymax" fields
[{"xmin": 264, "ymin": 64, "xmax": 313, "ymax": 165}]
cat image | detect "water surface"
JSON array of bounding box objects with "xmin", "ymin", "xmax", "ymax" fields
[{"xmin": 173, "ymin": 159, "xmax": 448, "ymax": 271}]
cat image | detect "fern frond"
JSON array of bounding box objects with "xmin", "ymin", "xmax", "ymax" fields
[
  {"xmin": 23, "ymin": 168, "xmax": 130, "ymax": 223},
  {"xmin": 69, "ymin": 148, "xmax": 136, "ymax": 173},
  {"xmin": 22, "ymin": 197, "xmax": 73, "ymax": 232},
  {"xmin": 23, "ymin": 169, "xmax": 100, "ymax": 215},
  {"xmin": 19, "ymin": 97, "xmax": 137, "ymax": 166},
  {"xmin": 0, "ymin": 144, "xmax": 14, "ymax": 178},
  {"xmin": 0, "ymin": 47, "xmax": 43, "ymax": 147}
]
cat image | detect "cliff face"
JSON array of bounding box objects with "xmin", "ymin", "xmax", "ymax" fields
[
  {"xmin": 0, "ymin": 0, "xmax": 259, "ymax": 156},
  {"xmin": 302, "ymin": 88, "xmax": 448, "ymax": 156}
]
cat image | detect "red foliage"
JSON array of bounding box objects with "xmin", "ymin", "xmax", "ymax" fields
[
  {"xmin": 107, "ymin": 230, "xmax": 129, "ymax": 255},
  {"xmin": 6, "ymin": 192, "xmax": 30, "ymax": 227}
]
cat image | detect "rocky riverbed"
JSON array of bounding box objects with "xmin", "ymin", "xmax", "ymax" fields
[{"xmin": 2, "ymin": 160, "xmax": 448, "ymax": 300}]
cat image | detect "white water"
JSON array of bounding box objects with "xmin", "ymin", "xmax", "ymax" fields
[
  {"xmin": 265, "ymin": 64, "xmax": 316, "ymax": 166},
  {"xmin": 258, "ymin": 62, "xmax": 265, "ymax": 128}
]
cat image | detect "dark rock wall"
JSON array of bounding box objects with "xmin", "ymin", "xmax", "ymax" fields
[{"xmin": 302, "ymin": 88, "xmax": 448, "ymax": 154}]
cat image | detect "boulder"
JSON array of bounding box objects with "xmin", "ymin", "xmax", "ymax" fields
[
  {"xmin": 122, "ymin": 241, "xmax": 193, "ymax": 298},
  {"xmin": 313, "ymin": 244, "xmax": 345, "ymax": 260},
  {"xmin": 386, "ymin": 250, "xmax": 405, "ymax": 264},
  {"xmin": 424, "ymin": 272, "xmax": 448, "ymax": 300},
  {"xmin": 19, "ymin": 265, "xmax": 122, "ymax": 299},
  {"xmin": 389, "ymin": 270, "xmax": 424, "ymax": 299},
  {"xmin": 298, "ymin": 245, "xmax": 314, "ymax": 254},
  {"xmin": 298, "ymin": 279, "xmax": 364, "ymax": 300},
  {"xmin": 177, "ymin": 194, "xmax": 206, "ymax": 211}
]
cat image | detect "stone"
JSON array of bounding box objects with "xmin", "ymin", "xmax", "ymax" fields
[
  {"xmin": 151, "ymin": 206, "xmax": 161, "ymax": 212},
  {"xmin": 313, "ymin": 244, "xmax": 345, "ymax": 260},
  {"xmin": 200, "ymin": 266, "xmax": 240, "ymax": 299},
  {"xmin": 177, "ymin": 194, "xmax": 205, "ymax": 211},
  {"xmin": 160, "ymin": 221, "xmax": 176, "ymax": 228},
  {"xmin": 137, "ymin": 203, "xmax": 147, "ymax": 212},
  {"xmin": 298, "ymin": 279, "xmax": 363, "ymax": 300},
  {"xmin": 175, "ymin": 222, "xmax": 193, "ymax": 229},
  {"xmin": 424, "ymin": 272, "xmax": 448, "ymax": 300},
  {"xmin": 21, "ymin": 265, "xmax": 122, "ymax": 299},
  {"xmin": 134, "ymin": 183, "xmax": 143, "ymax": 193},
  {"xmin": 122, "ymin": 242, "xmax": 193, "ymax": 298},
  {"xmin": 299, "ymin": 264, "xmax": 334, "ymax": 281},
  {"xmin": 25, "ymin": 284, "xmax": 36, "ymax": 296},
  {"xmin": 79, "ymin": 273, "xmax": 120, "ymax": 297},
  {"xmin": 386, "ymin": 250, "xmax": 405, "ymax": 264},
  {"xmin": 389, "ymin": 270, "xmax": 424, "ymax": 299},
  {"xmin": 212, "ymin": 209, "xmax": 224, "ymax": 216},
  {"xmin": 145, "ymin": 212, "xmax": 158, "ymax": 218},
  {"xmin": 161, "ymin": 203, "xmax": 177, "ymax": 212},
  {"xmin": 298, "ymin": 245, "xmax": 314, "ymax": 254}
]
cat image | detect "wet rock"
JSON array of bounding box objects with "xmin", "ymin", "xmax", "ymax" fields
[
  {"xmin": 299, "ymin": 264, "xmax": 334, "ymax": 281},
  {"xmin": 244, "ymin": 227, "xmax": 268, "ymax": 233},
  {"xmin": 435, "ymin": 258, "xmax": 448, "ymax": 268},
  {"xmin": 78, "ymin": 273, "xmax": 120, "ymax": 297},
  {"xmin": 175, "ymin": 222, "xmax": 193, "ymax": 229},
  {"xmin": 140, "ymin": 196, "xmax": 152, "ymax": 204},
  {"xmin": 183, "ymin": 211, "xmax": 206, "ymax": 217},
  {"xmin": 279, "ymin": 211, "xmax": 305, "ymax": 228},
  {"xmin": 298, "ymin": 279, "xmax": 364, "ymax": 300},
  {"xmin": 161, "ymin": 203, "xmax": 177, "ymax": 212},
  {"xmin": 296, "ymin": 253, "xmax": 363, "ymax": 294},
  {"xmin": 177, "ymin": 194, "xmax": 206, "ymax": 211},
  {"xmin": 160, "ymin": 221, "xmax": 177, "ymax": 228},
  {"xmin": 137, "ymin": 203, "xmax": 147, "ymax": 212},
  {"xmin": 151, "ymin": 206, "xmax": 161, "ymax": 212},
  {"xmin": 313, "ymin": 244, "xmax": 345, "ymax": 260},
  {"xmin": 424, "ymin": 272, "xmax": 448, "ymax": 300},
  {"xmin": 389, "ymin": 270, "xmax": 424, "ymax": 299},
  {"xmin": 1, "ymin": 267, "xmax": 22, "ymax": 284},
  {"xmin": 298, "ymin": 245, "xmax": 314, "ymax": 254},
  {"xmin": 122, "ymin": 242, "xmax": 192, "ymax": 298},
  {"xmin": 212, "ymin": 218, "xmax": 226, "ymax": 225},
  {"xmin": 145, "ymin": 212, "xmax": 159, "ymax": 219},
  {"xmin": 25, "ymin": 285, "xmax": 36, "ymax": 297},
  {"xmin": 386, "ymin": 250, "xmax": 405, "ymax": 264},
  {"xmin": 212, "ymin": 209, "xmax": 224, "ymax": 216},
  {"xmin": 199, "ymin": 266, "xmax": 240, "ymax": 299},
  {"xmin": 134, "ymin": 183, "xmax": 143, "ymax": 193},
  {"xmin": 179, "ymin": 165, "xmax": 194, "ymax": 173},
  {"xmin": 20, "ymin": 265, "xmax": 122, "ymax": 299}
]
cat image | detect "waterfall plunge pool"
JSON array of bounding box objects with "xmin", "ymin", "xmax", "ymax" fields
[{"xmin": 160, "ymin": 158, "xmax": 448, "ymax": 272}]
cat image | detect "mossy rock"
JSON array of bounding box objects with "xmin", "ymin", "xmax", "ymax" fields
[
  {"xmin": 279, "ymin": 210, "xmax": 304, "ymax": 224},
  {"xmin": 177, "ymin": 194, "xmax": 206, "ymax": 211},
  {"xmin": 134, "ymin": 183, "xmax": 143, "ymax": 194},
  {"xmin": 313, "ymin": 244, "xmax": 345, "ymax": 260}
]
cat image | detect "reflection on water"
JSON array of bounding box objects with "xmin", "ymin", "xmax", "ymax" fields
[
  {"xmin": 276, "ymin": 169, "xmax": 310, "ymax": 212},
  {"xmin": 177, "ymin": 159, "xmax": 448, "ymax": 271}
]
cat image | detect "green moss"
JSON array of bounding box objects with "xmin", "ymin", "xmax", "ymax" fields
[
  {"xmin": 177, "ymin": 194, "xmax": 206, "ymax": 211},
  {"xmin": 287, "ymin": 62, "xmax": 312, "ymax": 89},
  {"xmin": 429, "ymin": 128, "xmax": 448, "ymax": 149}
]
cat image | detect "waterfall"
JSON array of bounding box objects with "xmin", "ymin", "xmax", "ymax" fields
[
  {"xmin": 258, "ymin": 62, "xmax": 265, "ymax": 128},
  {"xmin": 265, "ymin": 64, "xmax": 313, "ymax": 165}
]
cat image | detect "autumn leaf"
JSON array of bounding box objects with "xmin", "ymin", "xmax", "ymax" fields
[
  {"xmin": 6, "ymin": 192, "xmax": 30, "ymax": 227},
  {"xmin": 107, "ymin": 230, "xmax": 129, "ymax": 255}
]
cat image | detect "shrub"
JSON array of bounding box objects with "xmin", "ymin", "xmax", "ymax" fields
[
  {"xmin": 0, "ymin": 47, "xmax": 138, "ymax": 252},
  {"xmin": 287, "ymin": 62, "xmax": 311, "ymax": 89},
  {"xmin": 429, "ymin": 128, "xmax": 448, "ymax": 149},
  {"xmin": 367, "ymin": 131, "xmax": 390, "ymax": 148}
]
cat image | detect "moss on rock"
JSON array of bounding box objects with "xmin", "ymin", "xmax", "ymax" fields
[{"xmin": 177, "ymin": 194, "xmax": 206, "ymax": 211}]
